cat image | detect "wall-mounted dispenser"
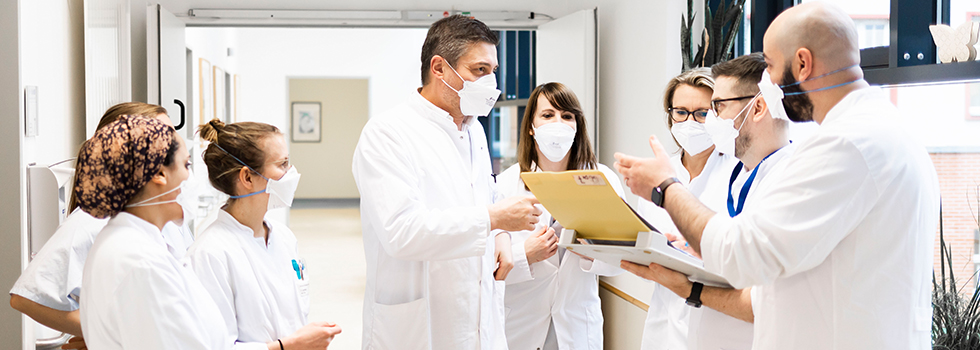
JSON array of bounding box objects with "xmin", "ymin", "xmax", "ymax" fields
[{"xmin": 26, "ymin": 159, "xmax": 76, "ymax": 349}]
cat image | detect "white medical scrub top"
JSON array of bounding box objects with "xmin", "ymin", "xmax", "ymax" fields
[
  {"xmin": 498, "ymin": 162, "xmax": 624, "ymax": 350},
  {"xmin": 701, "ymin": 86, "xmax": 940, "ymax": 350},
  {"xmin": 186, "ymin": 209, "xmax": 309, "ymax": 344},
  {"xmin": 352, "ymin": 90, "xmax": 506, "ymax": 350},
  {"xmin": 637, "ymin": 151, "xmax": 737, "ymax": 350},
  {"xmin": 80, "ymin": 212, "xmax": 264, "ymax": 350},
  {"xmin": 10, "ymin": 208, "xmax": 192, "ymax": 312}
]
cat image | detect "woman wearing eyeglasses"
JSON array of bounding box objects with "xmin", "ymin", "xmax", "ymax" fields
[
  {"xmin": 184, "ymin": 119, "xmax": 342, "ymax": 349},
  {"xmin": 634, "ymin": 68, "xmax": 738, "ymax": 350}
]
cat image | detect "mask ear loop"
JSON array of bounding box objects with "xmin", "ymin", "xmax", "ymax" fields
[
  {"xmin": 734, "ymin": 92, "xmax": 763, "ymax": 131},
  {"xmin": 440, "ymin": 59, "xmax": 466, "ymax": 93},
  {"xmin": 780, "ymin": 63, "xmax": 862, "ymax": 96},
  {"xmin": 212, "ymin": 143, "xmax": 272, "ymax": 199}
]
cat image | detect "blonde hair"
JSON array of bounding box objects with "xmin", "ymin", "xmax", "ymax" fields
[{"xmin": 662, "ymin": 68, "xmax": 715, "ymax": 148}]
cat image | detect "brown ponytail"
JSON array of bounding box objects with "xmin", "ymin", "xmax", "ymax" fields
[{"xmin": 198, "ymin": 118, "xmax": 281, "ymax": 198}]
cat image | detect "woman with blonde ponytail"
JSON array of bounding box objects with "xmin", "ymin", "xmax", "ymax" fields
[{"xmin": 185, "ymin": 119, "xmax": 341, "ymax": 349}]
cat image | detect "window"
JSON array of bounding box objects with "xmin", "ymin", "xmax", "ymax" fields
[
  {"xmin": 974, "ymin": 229, "xmax": 979, "ymax": 288},
  {"xmin": 967, "ymin": 15, "xmax": 980, "ymax": 119},
  {"xmin": 484, "ymin": 30, "xmax": 535, "ymax": 173},
  {"xmin": 799, "ymin": 0, "xmax": 890, "ymax": 49}
]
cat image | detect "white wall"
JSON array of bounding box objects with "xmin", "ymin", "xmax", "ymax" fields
[
  {"xmin": 4, "ymin": 0, "xmax": 87, "ymax": 348},
  {"xmin": 22, "ymin": 0, "xmax": 87, "ymax": 167},
  {"xmin": 218, "ymin": 27, "xmax": 427, "ymax": 129},
  {"xmin": 0, "ymin": 0, "xmax": 25, "ymax": 347}
]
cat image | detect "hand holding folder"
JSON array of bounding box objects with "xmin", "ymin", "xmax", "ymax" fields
[{"xmin": 520, "ymin": 170, "xmax": 731, "ymax": 287}]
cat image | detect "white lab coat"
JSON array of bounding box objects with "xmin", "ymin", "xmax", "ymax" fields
[
  {"xmin": 80, "ymin": 212, "xmax": 264, "ymax": 350},
  {"xmin": 637, "ymin": 151, "xmax": 736, "ymax": 350},
  {"xmin": 498, "ymin": 163, "xmax": 625, "ymax": 350},
  {"xmin": 10, "ymin": 208, "xmax": 192, "ymax": 312},
  {"xmin": 186, "ymin": 209, "xmax": 308, "ymax": 344},
  {"xmin": 352, "ymin": 91, "xmax": 506, "ymax": 350},
  {"xmin": 701, "ymin": 87, "xmax": 940, "ymax": 349},
  {"xmin": 684, "ymin": 143, "xmax": 798, "ymax": 350}
]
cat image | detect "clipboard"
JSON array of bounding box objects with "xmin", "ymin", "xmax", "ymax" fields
[{"xmin": 521, "ymin": 170, "xmax": 731, "ymax": 287}]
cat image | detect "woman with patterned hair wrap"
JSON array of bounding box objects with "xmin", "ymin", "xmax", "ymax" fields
[
  {"xmin": 9, "ymin": 103, "xmax": 194, "ymax": 350},
  {"xmin": 76, "ymin": 116, "xmax": 292, "ymax": 350}
]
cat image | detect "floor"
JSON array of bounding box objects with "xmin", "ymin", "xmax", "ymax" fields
[{"xmin": 290, "ymin": 205, "xmax": 365, "ymax": 350}]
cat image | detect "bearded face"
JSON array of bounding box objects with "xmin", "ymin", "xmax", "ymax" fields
[{"xmin": 779, "ymin": 64, "xmax": 815, "ymax": 122}]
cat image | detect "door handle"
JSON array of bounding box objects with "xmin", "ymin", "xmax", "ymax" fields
[{"xmin": 173, "ymin": 99, "xmax": 186, "ymax": 130}]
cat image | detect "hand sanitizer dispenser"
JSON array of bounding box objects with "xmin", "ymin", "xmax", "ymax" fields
[
  {"xmin": 26, "ymin": 159, "xmax": 76, "ymax": 349},
  {"xmin": 27, "ymin": 159, "xmax": 75, "ymax": 259}
]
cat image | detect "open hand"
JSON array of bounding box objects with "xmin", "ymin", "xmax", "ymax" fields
[{"xmin": 614, "ymin": 136, "xmax": 678, "ymax": 201}]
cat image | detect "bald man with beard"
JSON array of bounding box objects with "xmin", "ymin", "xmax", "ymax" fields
[{"xmin": 615, "ymin": 2, "xmax": 940, "ymax": 349}]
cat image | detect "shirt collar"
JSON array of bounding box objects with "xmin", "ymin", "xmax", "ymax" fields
[
  {"xmin": 411, "ymin": 89, "xmax": 475, "ymax": 131},
  {"xmin": 216, "ymin": 209, "xmax": 273, "ymax": 243},
  {"xmin": 822, "ymin": 85, "xmax": 883, "ymax": 125},
  {"xmin": 114, "ymin": 211, "xmax": 166, "ymax": 247}
]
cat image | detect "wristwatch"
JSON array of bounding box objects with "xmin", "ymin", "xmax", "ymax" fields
[
  {"xmin": 651, "ymin": 177, "xmax": 681, "ymax": 208},
  {"xmin": 686, "ymin": 282, "xmax": 704, "ymax": 308}
]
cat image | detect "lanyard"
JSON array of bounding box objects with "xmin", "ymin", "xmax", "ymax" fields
[{"xmin": 727, "ymin": 149, "xmax": 779, "ymax": 217}]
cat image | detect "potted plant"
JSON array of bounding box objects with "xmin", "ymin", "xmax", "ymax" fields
[
  {"xmin": 932, "ymin": 202, "xmax": 980, "ymax": 349},
  {"xmin": 680, "ymin": 0, "xmax": 747, "ymax": 70}
]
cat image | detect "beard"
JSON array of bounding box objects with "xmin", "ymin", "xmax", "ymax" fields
[
  {"xmin": 780, "ymin": 65, "xmax": 815, "ymax": 122},
  {"xmin": 735, "ymin": 128, "xmax": 750, "ymax": 160}
]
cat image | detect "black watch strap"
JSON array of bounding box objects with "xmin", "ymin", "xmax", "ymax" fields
[
  {"xmin": 686, "ymin": 282, "xmax": 704, "ymax": 308},
  {"xmin": 651, "ymin": 177, "xmax": 681, "ymax": 207}
]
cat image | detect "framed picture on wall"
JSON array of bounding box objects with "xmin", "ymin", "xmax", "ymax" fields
[
  {"xmin": 199, "ymin": 58, "xmax": 213, "ymax": 126},
  {"xmin": 291, "ymin": 102, "xmax": 321, "ymax": 143},
  {"xmin": 213, "ymin": 66, "xmax": 226, "ymax": 122}
]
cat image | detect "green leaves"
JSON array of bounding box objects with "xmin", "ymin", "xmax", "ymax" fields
[{"xmin": 680, "ymin": 0, "xmax": 747, "ymax": 70}]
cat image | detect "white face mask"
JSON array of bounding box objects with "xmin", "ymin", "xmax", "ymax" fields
[
  {"xmin": 127, "ymin": 170, "xmax": 200, "ymax": 226},
  {"xmin": 758, "ymin": 70, "xmax": 790, "ymax": 122},
  {"xmin": 442, "ymin": 62, "xmax": 501, "ymax": 117},
  {"xmin": 704, "ymin": 96, "xmax": 756, "ymax": 156},
  {"xmin": 670, "ymin": 121, "xmax": 714, "ymax": 155},
  {"xmin": 533, "ymin": 122, "xmax": 576, "ymax": 163},
  {"xmin": 231, "ymin": 166, "xmax": 302, "ymax": 211}
]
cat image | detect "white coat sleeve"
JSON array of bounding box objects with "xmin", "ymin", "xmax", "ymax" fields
[
  {"xmin": 352, "ymin": 121, "xmax": 489, "ymax": 261},
  {"xmin": 505, "ymin": 236, "xmax": 534, "ymax": 284},
  {"xmin": 700, "ymin": 136, "xmax": 879, "ymax": 289},
  {"xmin": 579, "ymin": 257, "xmax": 625, "ymax": 276},
  {"xmin": 186, "ymin": 247, "xmax": 241, "ymax": 346}
]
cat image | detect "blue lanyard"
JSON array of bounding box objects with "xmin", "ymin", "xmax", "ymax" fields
[{"xmin": 727, "ymin": 149, "xmax": 779, "ymax": 217}]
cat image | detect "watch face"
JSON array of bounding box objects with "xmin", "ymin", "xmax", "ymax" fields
[{"xmin": 652, "ymin": 187, "xmax": 664, "ymax": 207}]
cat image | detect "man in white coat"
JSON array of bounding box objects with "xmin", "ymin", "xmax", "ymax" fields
[
  {"xmin": 615, "ymin": 3, "xmax": 940, "ymax": 349},
  {"xmin": 353, "ymin": 15, "xmax": 541, "ymax": 350},
  {"xmin": 625, "ymin": 52, "xmax": 795, "ymax": 350}
]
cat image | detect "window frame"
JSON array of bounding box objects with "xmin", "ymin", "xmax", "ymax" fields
[{"xmin": 750, "ymin": 0, "xmax": 980, "ymax": 87}]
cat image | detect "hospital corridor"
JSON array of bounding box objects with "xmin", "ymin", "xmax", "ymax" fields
[
  {"xmin": 290, "ymin": 203, "xmax": 366, "ymax": 350},
  {"xmin": 3, "ymin": 0, "xmax": 980, "ymax": 349}
]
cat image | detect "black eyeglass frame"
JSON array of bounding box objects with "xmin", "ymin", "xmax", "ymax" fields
[
  {"xmin": 667, "ymin": 108, "xmax": 711, "ymax": 123},
  {"xmin": 710, "ymin": 95, "xmax": 757, "ymax": 114}
]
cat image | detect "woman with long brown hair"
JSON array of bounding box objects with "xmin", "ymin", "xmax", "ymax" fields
[
  {"xmin": 497, "ymin": 82, "xmax": 625, "ymax": 350},
  {"xmin": 8, "ymin": 102, "xmax": 192, "ymax": 349}
]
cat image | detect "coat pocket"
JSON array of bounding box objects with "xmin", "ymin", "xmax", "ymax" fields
[
  {"xmin": 369, "ymin": 297, "xmax": 431, "ymax": 350},
  {"xmin": 296, "ymin": 279, "xmax": 310, "ymax": 317}
]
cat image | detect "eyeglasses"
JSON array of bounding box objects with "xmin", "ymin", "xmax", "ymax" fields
[
  {"xmin": 710, "ymin": 95, "xmax": 756, "ymax": 115},
  {"xmin": 668, "ymin": 108, "xmax": 710, "ymax": 123}
]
